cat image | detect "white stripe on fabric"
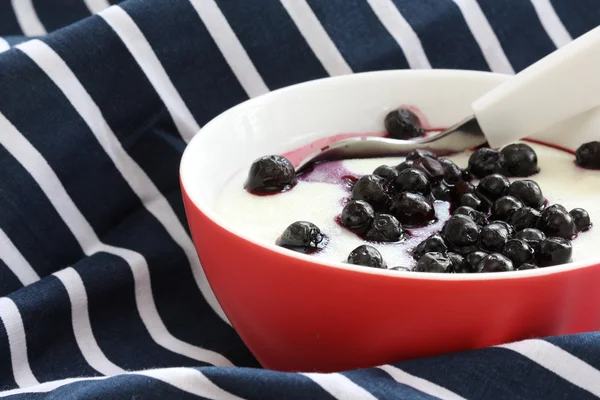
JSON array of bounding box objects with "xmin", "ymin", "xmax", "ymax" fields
[
  {"xmin": 0, "ymin": 298, "xmax": 39, "ymax": 387},
  {"xmin": 303, "ymin": 373, "xmax": 378, "ymax": 400},
  {"xmin": 279, "ymin": 0, "xmax": 352, "ymax": 76},
  {"xmin": 83, "ymin": 0, "xmax": 111, "ymax": 14},
  {"xmin": 500, "ymin": 339, "xmax": 600, "ymax": 397},
  {"xmin": 529, "ymin": 0, "xmax": 572, "ymax": 48},
  {"xmin": 16, "ymin": 39, "xmax": 229, "ymax": 326},
  {"xmin": 10, "ymin": 0, "xmax": 46, "ymax": 36},
  {"xmin": 379, "ymin": 365, "xmax": 466, "ymax": 400},
  {"xmin": 53, "ymin": 268, "xmax": 125, "ymax": 375},
  {"xmin": 365, "ymin": 0, "xmax": 431, "ymax": 69},
  {"xmin": 188, "ymin": 0, "xmax": 270, "ymax": 97},
  {"xmin": 0, "ymin": 229, "xmax": 40, "ymax": 285},
  {"xmin": 0, "ymin": 368, "xmax": 243, "ymax": 399},
  {"xmin": 0, "ymin": 112, "xmax": 234, "ymax": 368},
  {"xmin": 98, "ymin": 6, "xmax": 200, "ymax": 143},
  {"xmin": 451, "ymin": 0, "xmax": 515, "ymax": 74},
  {"xmin": 0, "ymin": 38, "xmax": 10, "ymax": 53}
]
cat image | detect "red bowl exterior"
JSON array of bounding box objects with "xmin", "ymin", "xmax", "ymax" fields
[{"xmin": 182, "ymin": 184, "xmax": 600, "ymax": 373}]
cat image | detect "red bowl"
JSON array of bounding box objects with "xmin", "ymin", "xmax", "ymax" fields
[{"xmin": 180, "ymin": 70, "xmax": 600, "ymax": 373}]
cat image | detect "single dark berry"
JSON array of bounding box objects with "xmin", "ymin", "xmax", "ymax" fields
[
  {"xmin": 468, "ymin": 148, "xmax": 506, "ymax": 178},
  {"xmin": 364, "ymin": 214, "xmax": 406, "ymax": 242},
  {"xmin": 442, "ymin": 215, "xmax": 481, "ymax": 248},
  {"xmin": 390, "ymin": 266, "xmax": 411, "ymax": 272},
  {"xmin": 570, "ymin": 208, "xmax": 592, "ymax": 232},
  {"xmin": 478, "ymin": 222, "xmax": 511, "ymax": 252},
  {"xmin": 394, "ymin": 168, "xmax": 431, "ymax": 195},
  {"xmin": 514, "ymin": 228, "xmax": 546, "ymax": 252},
  {"xmin": 536, "ymin": 205, "xmax": 577, "ymax": 240},
  {"xmin": 507, "ymin": 207, "xmax": 541, "ymax": 231},
  {"xmin": 447, "ymin": 252, "xmax": 468, "ymax": 273},
  {"xmin": 518, "ymin": 263, "xmax": 538, "ymax": 271},
  {"xmin": 466, "ymin": 251, "xmax": 488, "ymax": 272},
  {"xmin": 575, "ymin": 141, "xmax": 600, "ymax": 169},
  {"xmin": 477, "ymin": 253, "xmax": 514, "ymax": 273},
  {"xmin": 352, "ymin": 175, "xmax": 392, "ymax": 212},
  {"xmin": 244, "ymin": 155, "xmax": 297, "ymax": 194},
  {"xmin": 476, "ymin": 174, "xmax": 510, "ymax": 202},
  {"xmin": 492, "ymin": 196, "xmax": 523, "ymax": 221},
  {"xmin": 389, "ymin": 192, "xmax": 435, "ymax": 227},
  {"xmin": 502, "ymin": 239, "xmax": 534, "ymax": 268},
  {"xmin": 537, "ymin": 237, "xmax": 572, "ymax": 267},
  {"xmin": 412, "ymin": 233, "xmax": 447, "ymax": 260},
  {"xmin": 277, "ymin": 221, "xmax": 324, "ymax": 252},
  {"xmin": 341, "ymin": 200, "xmax": 375, "ymax": 234},
  {"xmin": 460, "ymin": 193, "xmax": 489, "ymax": 212},
  {"xmin": 373, "ymin": 165, "xmax": 399, "ymax": 183},
  {"xmin": 507, "ymin": 180, "xmax": 544, "ymax": 209},
  {"xmin": 501, "ymin": 143, "xmax": 540, "ymax": 177},
  {"xmin": 384, "ymin": 109, "xmax": 425, "ymax": 140},
  {"xmin": 494, "ymin": 220, "xmax": 516, "ymax": 237},
  {"xmin": 415, "ymin": 252, "xmax": 451, "ymax": 273},
  {"xmin": 453, "ymin": 206, "xmax": 487, "ymax": 226},
  {"xmin": 412, "ymin": 157, "xmax": 445, "ymax": 181},
  {"xmin": 395, "ymin": 160, "xmax": 414, "ymax": 172},
  {"xmin": 347, "ymin": 245, "xmax": 386, "ymax": 269},
  {"xmin": 406, "ymin": 149, "xmax": 438, "ymax": 161},
  {"xmin": 430, "ymin": 181, "xmax": 453, "ymax": 201},
  {"xmin": 451, "ymin": 181, "xmax": 475, "ymax": 201},
  {"xmin": 438, "ymin": 158, "xmax": 463, "ymax": 184}
]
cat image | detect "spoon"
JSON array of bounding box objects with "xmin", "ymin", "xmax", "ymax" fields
[{"xmin": 296, "ymin": 25, "xmax": 600, "ymax": 173}]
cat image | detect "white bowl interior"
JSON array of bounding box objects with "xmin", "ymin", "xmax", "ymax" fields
[{"xmin": 180, "ymin": 70, "xmax": 600, "ymax": 280}]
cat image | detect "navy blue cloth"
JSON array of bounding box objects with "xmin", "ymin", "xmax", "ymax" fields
[{"xmin": 0, "ymin": 1, "xmax": 598, "ymax": 398}]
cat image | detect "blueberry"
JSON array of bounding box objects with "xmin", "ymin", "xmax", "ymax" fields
[
  {"xmin": 373, "ymin": 165, "xmax": 399, "ymax": 183},
  {"xmin": 570, "ymin": 208, "xmax": 592, "ymax": 232},
  {"xmin": 537, "ymin": 237, "xmax": 572, "ymax": 267},
  {"xmin": 412, "ymin": 157, "xmax": 445, "ymax": 181},
  {"xmin": 477, "ymin": 253, "xmax": 514, "ymax": 273},
  {"xmin": 389, "ymin": 192, "xmax": 435, "ymax": 227},
  {"xmin": 518, "ymin": 263, "xmax": 538, "ymax": 271},
  {"xmin": 406, "ymin": 149, "xmax": 438, "ymax": 161},
  {"xmin": 390, "ymin": 266, "xmax": 411, "ymax": 272},
  {"xmin": 439, "ymin": 158, "xmax": 463, "ymax": 184},
  {"xmin": 347, "ymin": 245, "xmax": 386, "ymax": 268},
  {"xmin": 476, "ymin": 174, "xmax": 510, "ymax": 202},
  {"xmin": 514, "ymin": 228, "xmax": 546, "ymax": 252},
  {"xmin": 536, "ymin": 205, "xmax": 577, "ymax": 240},
  {"xmin": 492, "ymin": 196, "xmax": 523, "ymax": 221},
  {"xmin": 507, "ymin": 207, "xmax": 541, "ymax": 231},
  {"xmin": 442, "ymin": 215, "xmax": 481, "ymax": 248},
  {"xmin": 394, "ymin": 168, "xmax": 431, "ymax": 195},
  {"xmin": 507, "ymin": 180, "xmax": 544, "ymax": 209},
  {"xmin": 453, "ymin": 206, "xmax": 487, "ymax": 226},
  {"xmin": 412, "ymin": 233, "xmax": 447, "ymax": 260},
  {"xmin": 447, "ymin": 252, "xmax": 468, "ymax": 273},
  {"xmin": 277, "ymin": 221, "xmax": 324, "ymax": 252},
  {"xmin": 575, "ymin": 141, "xmax": 600, "ymax": 169},
  {"xmin": 493, "ymin": 220, "xmax": 516, "ymax": 237},
  {"xmin": 415, "ymin": 252, "xmax": 451, "ymax": 273},
  {"xmin": 451, "ymin": 181, "xmax": 475, "ymax": 201},
  {"xmin": 466, "ymin": 251, "xmax": 488, "ymax": 272},
  {"xmin": 395, "ymin": 160, "xmax": 414, "ymax": 172},
  {"xmin": 352, "ymin": 175, "xmax": 393, "ymax": 212},
  {"xmin": 478, "ymin": 222, "xmax": 511, "ymax": 252},
  {"xmin": 460, "ymin": 193, "xmax": 489, "ymax": 212},
  {"xmin": 430, "ymin": 181, "xmax": 453, "ymax": 201},
  {"xmin": 501, "ymin": 143, "xmax": 540, "ymax": 177},
  {"xmin": 244, "ymin": 155, "xmax": 297, "ymax": 194},
  {"xmin": 384, "ymin": 109, "xmax": 425, "ymax": 140},
  {"xmin": 468, "ymin": 148, "xmax": 506, "ymax": 178},
  {"xmin": 341, "ymin": 200, "xmax": 375, "ymax": 234},
  {"xmin": 365, "ymin": 214, "xmax": 406, "ymax": 242},
  {"xmin": 502, "ymin": 239, "xmax": 534, "ymax": 268}
]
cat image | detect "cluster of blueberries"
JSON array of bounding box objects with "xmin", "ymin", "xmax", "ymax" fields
[{"xmin": 243, "ymin": 108, "xmax": 599, "ymax": 273}]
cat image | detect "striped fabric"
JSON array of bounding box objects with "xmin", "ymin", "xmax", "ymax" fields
[{"xmin": 0, "ymin": 0, "xmax": 598, "ymax": 398}]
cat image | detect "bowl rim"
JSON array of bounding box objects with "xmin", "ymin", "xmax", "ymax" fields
[{"xmin": 180, "ymin": 69, "xmax": 599, "ymax": 281}]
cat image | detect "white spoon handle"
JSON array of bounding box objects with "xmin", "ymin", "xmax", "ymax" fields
[{"xmin": 472, "ymin": 25, "xmax": 600, "ymax": 149}]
